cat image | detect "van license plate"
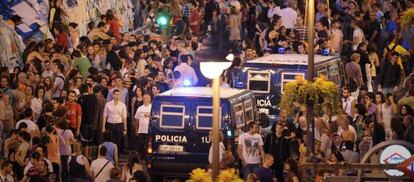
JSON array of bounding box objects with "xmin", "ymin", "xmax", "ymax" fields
[
  {"xmin": 259, "ymin": 108, "xmax": 269, "ymax": 115},
  {"xmin": 159, "ymin": 145, "xmax": 184, "ymax": 152}
]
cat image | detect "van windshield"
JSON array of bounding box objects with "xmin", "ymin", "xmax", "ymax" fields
[{"xmin": 248, "ymin": 71, "xmax": 270, "ymax": 93}]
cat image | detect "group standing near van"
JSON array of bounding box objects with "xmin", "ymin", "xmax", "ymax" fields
[{"xmin": 1, "ymin": 0, "xmax": 414, "ymax": 181}]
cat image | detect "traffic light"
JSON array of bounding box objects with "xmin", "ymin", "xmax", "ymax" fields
[{"xmin": 156, "ymin": 10, "xmax": 171, "ymax": 28}]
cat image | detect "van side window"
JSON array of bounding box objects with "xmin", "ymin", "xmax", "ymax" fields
[
  {"xmin": 281, "ymin": 72, "xmax": 305, "ymax": 94},
  {"xmin": 196, "ymin": 106, "xmax": 221, "ymax": 130},
  {"xmin": 235, "ymin": 103, "xmax": 245, "ymax": 128},
  {"xmin": 247, "ymin": 70, "xmax": 271, "ymax": 93},
  {"xmin": 160, "ymin": 105, "xmax": 185, "ymax": 129},
  {"xmin": 244, "ymin": 100, "xmax": 254, "ymax": 123}
]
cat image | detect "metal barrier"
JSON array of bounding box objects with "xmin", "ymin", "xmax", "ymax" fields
[{"xmin": 302, "ymin": 163, "xmax": 413, "ymax": 182}]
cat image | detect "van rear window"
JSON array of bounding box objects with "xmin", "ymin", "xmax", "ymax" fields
[
  {"xmin": 281, "ymin": 72, "xmax": 305, "ymax": 94},
  {"xmin": 248, "ymin": 70, "xmax": 270, "ymax": 93},
  {"xmin": 160, "ymin": 105, "xmax": 185, "ymax": 129},
  {"xmin": 196, "ymin": 106, "xmax": 221, "ymax": 130}
]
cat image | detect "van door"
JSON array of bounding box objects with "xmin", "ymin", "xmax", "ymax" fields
[
  {"xmin": 188, "ymin": 102, "xmax": 225, "ymax": 168},
  {"xmin": 150, "ymin": 101, "xmax": 192, "ymax": 175}
]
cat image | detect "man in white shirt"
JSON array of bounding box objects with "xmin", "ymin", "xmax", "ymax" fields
[
  {"xmin": 280, "ymin": 0, "xmax": 297, "ymax": 29},
  {"xmin": 91, "ymin": 146, "xmax": 114, "ymax": 182},
  {"xmin": 15, "ymin": 108, "xmax": 39, "ymax": 136},
  {"xmin": 381, "ymin": 94, "xmax": 398, "ymax": 135},
  {"xmin": 342, "ymin": 88, "xmax": 356, "ymax": 117},
  {"xmin": 174, "ymin": 55, "xmax": 198, "ymax": 87},
  {"xmin": 237, "ymin": 122, "xmax": 265, "ymax": 180},
  {"xmin": 102, "ymin": 89, "xmax": 127, "ymax": 153},
  {"xmin": 134, "ymin": 93, "xmax": 152, "ymax": 157}
]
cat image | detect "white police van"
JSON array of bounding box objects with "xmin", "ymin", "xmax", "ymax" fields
[
  {"xmin": 233, "ymin": 54, "xmax": 343, "ymax": 121},
  {"xmin": 146, "ymin": 87, "xmax": 259, "ymax": 177}
]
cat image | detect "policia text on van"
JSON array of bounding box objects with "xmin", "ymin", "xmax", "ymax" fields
[{"xmin": 145, "ymin": 87, "xmax": 266, "ymax": 177}]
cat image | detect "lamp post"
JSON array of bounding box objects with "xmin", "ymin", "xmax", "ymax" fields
[
  {"xmin": 196, "ymin": 27, "xmax": 230, "ymax": 181},
  {"xmin": 306, "ymin": 0, "xmax": 316, "ymax": 156},
  {"xmin": 200, "ymin": 62, "xmax": 231, "ymax": 181}
]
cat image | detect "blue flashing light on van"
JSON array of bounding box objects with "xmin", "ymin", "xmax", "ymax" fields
[{"xmin": 146, "ymin": 87, "xmax": 262, "ymax": 178}]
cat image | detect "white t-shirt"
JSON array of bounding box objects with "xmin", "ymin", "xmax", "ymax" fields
[
  {"xmin": 208, "ymin": 142, "xmax": 225, "ymax": 164},
  {"xmin": 280, "ymin": 7, "xmax": 297, "ymax": 29},
  {"xmin": 238, "ymin": 132, "xmax": 263, "ymax": 164},
  {"xmin": 134, "ymin": 104, "xmax": 152, "ymax": 134},
  {"xmin": 15, "ymin": 119, "xmax": 39, "ymax": 133},
  {"xmin": 342, "ymin": 96, "xmax": 355, "ymax": 117},
  {"xmin": 90, "ymin": 158, "xmax": 114, "ymax": 182}
]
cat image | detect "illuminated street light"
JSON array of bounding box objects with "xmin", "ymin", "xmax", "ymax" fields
[{"xmin": 200, "ymin": 61, "xmax": 231, "ymax": 181}]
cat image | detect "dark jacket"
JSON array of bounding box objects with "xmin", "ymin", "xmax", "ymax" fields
[
  {"xmin": 378, "ymin": 60, "xmax": 401, "ymax": 87},
  {"xmin": 404, "ymin": 124, "xmax": 414, "ymax": 144},
  {"xmin": 264, "ymin": 133, "xmax": 290, "ymax": 163},
  {"xmin": 106, "ymin": 49, "xmax": 122, "ymax": 71}
]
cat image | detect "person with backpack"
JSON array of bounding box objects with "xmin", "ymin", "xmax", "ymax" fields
[
  {"xmin": 345, "ymin": 53, "xmax": 363, "ymax": 93},
  {"xmin": 52, "ymin": 62, "xmax": 65, "ymax": 97},
  {"xmin": 67, "ymin": 142, "xmax": 92, "ymax": 182},
  {"xmin": 90, "ymin": 146, "xmax": 114, "ymax": 182}
]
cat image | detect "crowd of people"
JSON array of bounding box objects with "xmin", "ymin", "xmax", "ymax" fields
[{"xmin": 0, "ymin": 0, "xmax": 414, "ymax": 181}]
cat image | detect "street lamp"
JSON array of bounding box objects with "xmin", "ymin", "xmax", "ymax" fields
[
  {"xmin": 196, "ymin": 25, "xmax": 230, "ymax": 180},
  {"xmin": 200, "ymin": 61, "xmax": 231, "ymax": 181},
  {"xmin": 306, "ymin": 0, "xmax": 316, "ymax": 156}
]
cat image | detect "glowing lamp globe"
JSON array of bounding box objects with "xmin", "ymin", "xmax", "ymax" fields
[{"xmin": 200, "ymin": 62, "xmax": 231, "ymax": 79}]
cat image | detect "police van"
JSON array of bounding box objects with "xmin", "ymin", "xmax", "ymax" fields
[
  {"xmin": 233, "ymin": 54, "xmax": 343, "ymax": 121},
  {"xmin": 146, "ymin": 87, "xmax": 259, "ymax": 177}
]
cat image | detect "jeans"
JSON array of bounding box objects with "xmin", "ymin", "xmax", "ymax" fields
[
  {"xmin": 137, "ymin": 133, "xmax": 148, "ymax": 159},
  {"xmin": 242, "ymin": 163, "xmax": 260, "ymax": 180},
  {"xmin": 52, "ymin": 162, "xmax": 60, "ymax": 182},
  {"xmin": 106, "ymin": 123, "xmax": 124, "ymax": 153}
]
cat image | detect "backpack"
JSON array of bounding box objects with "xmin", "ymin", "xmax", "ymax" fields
[{"xmin": 385, "ymin": 44, "xmax": 398, "ymax": 62}]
